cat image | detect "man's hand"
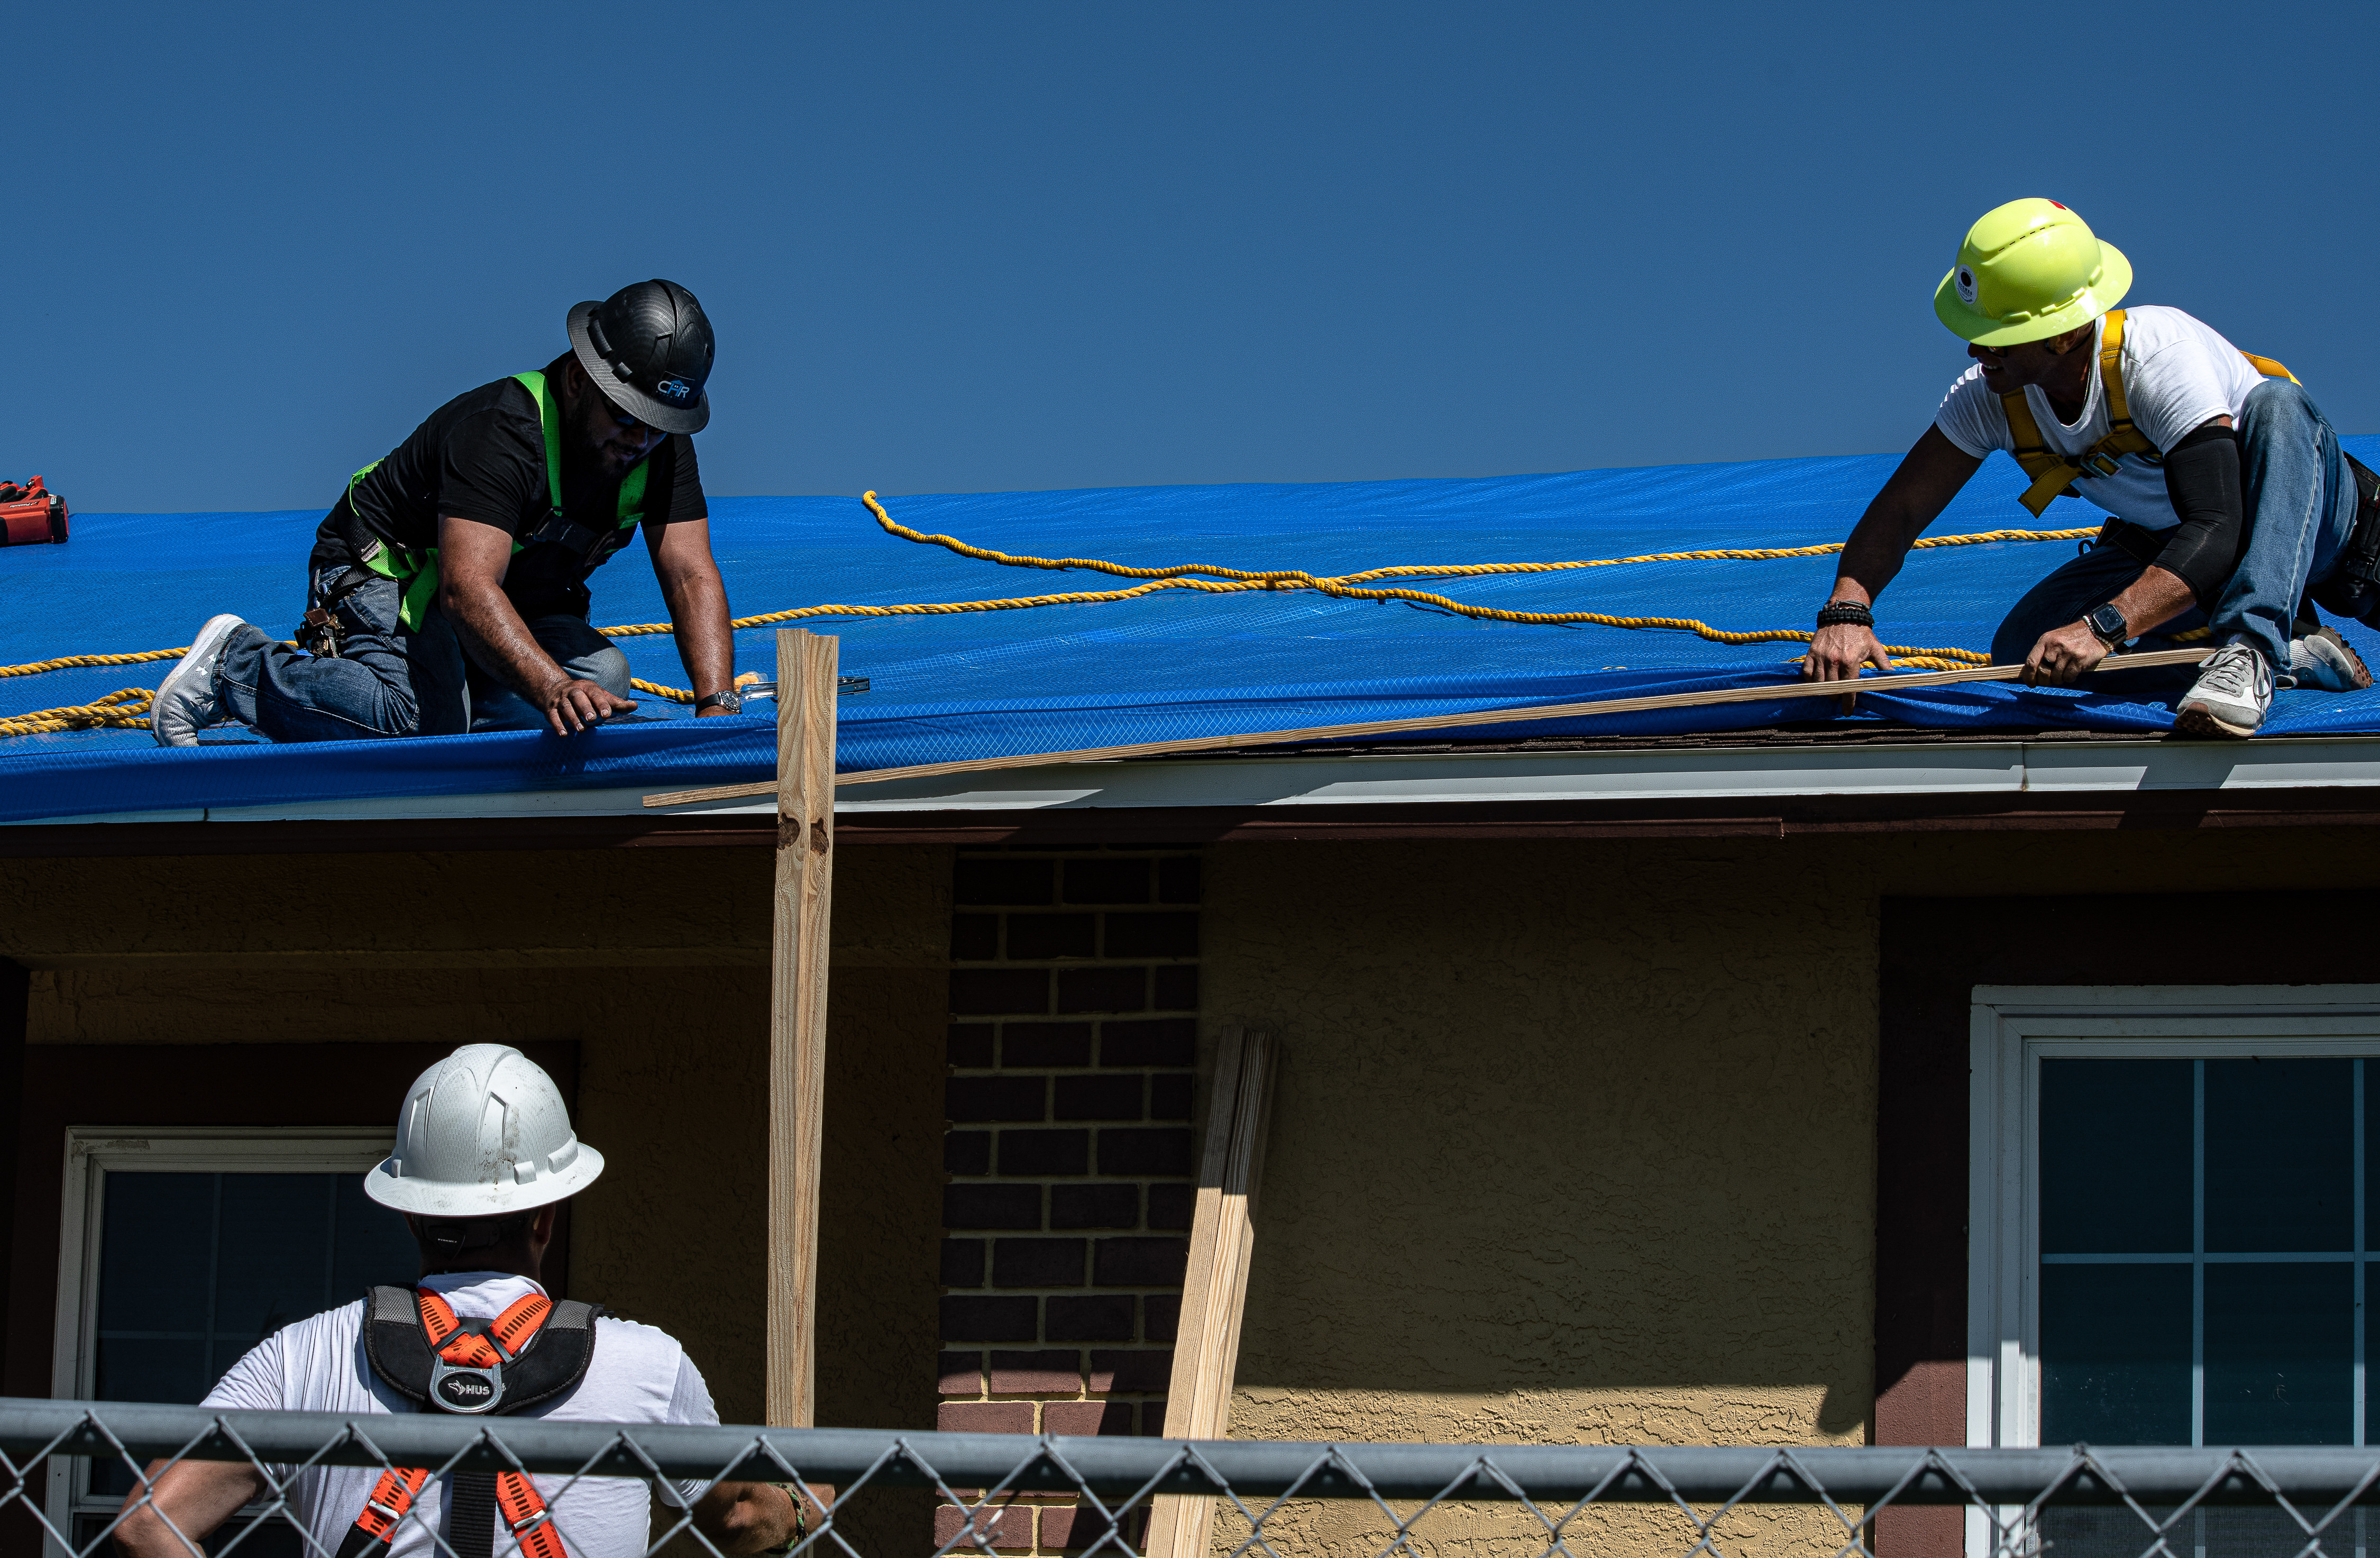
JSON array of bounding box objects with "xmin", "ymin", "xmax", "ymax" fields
[
  {"xmin": 691, "ymin": 1480, "xmax": 835, "ymax": 1555},
  {"xmin": 1804, "ymin": 622, "xmax": 1895, "ymax": 684},
  {"xmin": 537, "ymin": 675, "xmax": 638, "ymax": 736},
  {"xmin": 2022, "ymin": 619, "xmax": 2113, "ymax": 686}
]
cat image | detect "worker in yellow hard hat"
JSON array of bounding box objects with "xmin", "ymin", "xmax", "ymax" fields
[{"xmin": 1802, "ymin": 197, "xmax": 2379, "ymax": 738}]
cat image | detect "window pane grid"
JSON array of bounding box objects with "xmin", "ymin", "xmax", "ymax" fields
[{"xmin": 2043, "ymin": 1058, "xmax": 2367, "ymax": 1448}]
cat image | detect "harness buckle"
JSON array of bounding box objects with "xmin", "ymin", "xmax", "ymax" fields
[
  {"xmin": 509, "ymin": 1510, "xmax": 551, "ymax": 1534},
  {"xmin": 365, "ymin": 1500, "xmax": 407, "ymax": 1525},
  {"xmin": 2083, "ymin": 451, "xmax": 2123, "ymax": 478},
  {"xmin": 428, "ymin": 1355, "xmax": 505, "ymax": 1414}
]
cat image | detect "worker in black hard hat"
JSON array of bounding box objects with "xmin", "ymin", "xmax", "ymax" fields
[{"xmin": 150, "ymin": 279, "xmax": 743, "ymax": 745}]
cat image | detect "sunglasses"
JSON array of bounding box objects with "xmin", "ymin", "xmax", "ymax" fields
[{"xmin": 598, "ymin": 394, "xmax": 650, "ymax": 433}]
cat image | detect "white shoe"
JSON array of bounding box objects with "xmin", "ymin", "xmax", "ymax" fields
[
  {"xmin": 2289, "ymin": 625, "xmax": 2373, "ymax": 693},
  {"xmin": 150, "ymin": 614, "xmax": 248, "ymax": 746},
  {"xmin": 2174, "ymin": 642, "xmax": 2274, "ymax": 739}
]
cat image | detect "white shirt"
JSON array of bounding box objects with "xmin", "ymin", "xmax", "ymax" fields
[
  {"xmin": 201, "ymin": 1272, "xmax": 719, "ymax": 1558},
  {"xmin": 1933, "ymin": 304, "xmax": 2270, "ymax": 531}
]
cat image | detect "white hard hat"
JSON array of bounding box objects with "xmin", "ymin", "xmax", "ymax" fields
[{"xmin": 364, "ymin": 1044, "xmax": 605, "ymax": 1217}]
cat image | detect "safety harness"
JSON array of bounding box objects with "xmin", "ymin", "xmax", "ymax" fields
[
  {"xmin": 320, "ymin": 372, "xmax": 652, "ymax": 642},
  {"xmin": 1999, "ymin": 308, "xmax": 2296, "ymax": 517},
  {"xmin": 335, "ymin": 1286, "xmax": 598, "ymax": 1558}
]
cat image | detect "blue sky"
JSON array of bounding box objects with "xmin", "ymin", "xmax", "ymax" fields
[{"xmin": 13, "ymin": 1, "xmax": 2378, "ymax": 513}]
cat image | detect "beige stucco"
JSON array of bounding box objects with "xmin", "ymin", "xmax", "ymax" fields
[{"xmin": 1195, "ymin": 826, "xmax": 2380, "ymax": 1554}]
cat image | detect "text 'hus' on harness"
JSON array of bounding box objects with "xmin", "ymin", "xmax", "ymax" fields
[
  {"xmin": 1998, "ymin": 308, "xmax": 2296, "ymax": 518},
  {"xmin": 337, "ymin": 1286, "xmax": 598, "ymax": 1558}
]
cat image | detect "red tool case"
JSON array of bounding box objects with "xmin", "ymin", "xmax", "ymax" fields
[{"xmin": 0, "ymin": 477, "xmax": 68, "ymax": 546}]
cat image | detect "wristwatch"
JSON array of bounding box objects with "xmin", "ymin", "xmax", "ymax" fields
[
  {"xmin": 693, "ymin": 688, "xmax": 744, "ymax": 715},
  {"xmin": 2083, "ymin": 602, "xmax": 2130, "ymax": 648}
]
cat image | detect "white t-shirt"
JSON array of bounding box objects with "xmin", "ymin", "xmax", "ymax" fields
[
  {"xmin": 1933, "ymin": 304, "xmax": 2269, "ymax": 531},
  {"xmin": 201, "ymin": 1272, "xmax": 718, "ymax": 1558}
]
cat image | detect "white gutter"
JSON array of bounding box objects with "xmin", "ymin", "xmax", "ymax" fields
[{"xmin": 11, "ymin": 734, "xmax": 2380, "ymax": 827}]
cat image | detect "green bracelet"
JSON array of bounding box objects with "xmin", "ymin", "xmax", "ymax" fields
[{"xmin": 765, "ymin": 1483, "xmax": 809, "ymax": 1553}]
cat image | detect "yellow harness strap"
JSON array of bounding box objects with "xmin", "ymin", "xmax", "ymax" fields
[{"xmin": 1998, "ymin": 308, "xmax": 2297, "ymax": 518}]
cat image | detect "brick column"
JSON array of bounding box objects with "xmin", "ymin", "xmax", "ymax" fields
[{"xmin": 938, "ymin": 849, "xmax": 1200, "ymax": 1554}]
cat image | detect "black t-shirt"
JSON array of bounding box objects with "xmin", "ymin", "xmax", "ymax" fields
[{"xmin": 310, "ymin": 368, "xmax": 706, "ymax": 619}]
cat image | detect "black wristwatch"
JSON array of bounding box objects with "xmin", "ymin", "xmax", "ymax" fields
[
  {"xmin": 2083, "ymin": 602, "xmax": 2130, "ymax": 648},
  {"xmin": 693, "ymin": 688, "xmax": 744, "ymax": 714}
]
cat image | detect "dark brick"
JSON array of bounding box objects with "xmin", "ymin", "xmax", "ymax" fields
[
  {"xmin": 1088, "ymin": 1349, "xmax": 1175, "ymax": 1393},
  {"xmin": 941, "ymin": 1238, "xmax": 986, "ymax": 1287},
  {"xmin": 1100, "ymin": 1018, "xmax": 1196, "ymax": 1068},
  {"xmin": 946, "ymin": 1074, "xmax": 1047, "ymax": 1123},
  {"xmin": 1149, "ymin": 1073, "xmax": 1193, "ymax": 1120},
  {"xmin": 1050, "ymin": 1184, "xmax": 1140, "ymax": 1229},
  {"xmin": 1156, "ymin": 855, "xmax": 1202, "ymax": 904},
  {"xmin": 1144, "ymin": 1295, "xmax": 1181, "ymax": 1343},
  {"xmin": 949, "ymin": 968, "xmax": 1050, "ymax": 1016},
  {"xmin": 1098, "ymin": 1127, "xmax": 1195, "ymax": 1176},
  {"xmin": 1145, "ymin": 1183, "xmax": 1193, "ymax": 1229},
  {"xmin": 1094, "ymin": 1237, "xmax": 1189, "ymax": 1287},
  {"xmin": 1152, "ymin": 965, "xmax": 1198, "ymax": 1011},
  {"xmin": 945, "ymin": 1131, "xmax": 992, "ymax": 1174},
  {"xmin": 992, "ymin": 1237, "xmax": 1087, "ymax": 1288},
  {"xmin": 938, "ymin": 1351, "xmax": 983, "ymax": 1395},
  {"xmin": 1139, "ymin": 1401, "xmax": 1169, "ymax": 1435},
  {"xmin": 950, "ymin": 914, "xmax": 1000, "ymax": 961},
  {"xmin": 1000, "ymin": 1022, "xmax": 1093, "ymax": 1068},
  {"xmin": 944, "ymin": 1183, "xmax": 1042, "ymax": 1229},
  {"xmin": 1055, "ymin": 966, "xmax": 1147, "ymax": 1014},
  {"xmin": 1103, "ymin": 913, "xmax": 1199, "ymax": 959},
  {"xmin": 940, "ymin": 1295, "xmax": 1039, "ymax": 1342},
  {"xmin": 954, "ymin": 858, "xmax": 1054, "ymax": 906},
  {"xmin": 1042, "ymin": 1501, "xmax": 1133, "ymax": 1552},
  {"xmin": 1042, "ymin": 1400, "xmax": 1134, "ymax": 1436},
  {"xmin": 997, "ymin": 1128, "xmax": 1089, "ymax": 1176},
  {"xmin": 1055, "ymin": 1074, "xmax": 1144, "ymax": 1122},
  {"xmin": 988, "ymin": 1349, "xmax": 1080, "ymax": 1395},
  {"xmin": 1061, "ymin": 858, "xmax": 1149, "ymax": 905},
  {"xmin": 1005, "ymin": 913, "xmax": 1097, "ymax": 960},
  {"xmin": 1045, "ymin": 1295, "xmax": 1137, "ymax": 1342},
  {"xmin": 947, "ymin": 1024, "xmax": 996, "ymax": 1067},
  {"xmin": 932, "ymin": 1504, "xmax": 1030, "ymax": 1552},
  {"xmin": 937, "ymin": 1401, "xmax": 1035, "ymax": 1434}
]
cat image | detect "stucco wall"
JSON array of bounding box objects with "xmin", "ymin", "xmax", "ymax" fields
[
  {"xmin": 0, "ymin": 842, "xmax": 950, "ymax": 1451},
  {"xmin": 1197, "ymin": 825, "xmax": 2380, "ymax": 1554}
]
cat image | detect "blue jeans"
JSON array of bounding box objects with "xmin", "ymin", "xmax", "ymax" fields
[
  {"xmin": 1991, "ymin": 379, "xmax": 2362, "ymax": 695},
  {"xmin": 215, "ymin": 567, "xmax": 632, "ymax": 741}
]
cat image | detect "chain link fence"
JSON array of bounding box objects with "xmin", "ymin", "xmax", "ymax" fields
[{"xmin": 6, "ymin": 1398, "xmax": 2379, "ymax": 1558}]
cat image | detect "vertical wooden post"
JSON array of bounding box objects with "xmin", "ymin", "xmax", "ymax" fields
[
  {"xmin": 767, "ymin": 628, "xmax": 838, "ymax": 1428},
  {"xmin": 1146, "ymin": 1026, "xmax": 1278, "ymax": 1558}
]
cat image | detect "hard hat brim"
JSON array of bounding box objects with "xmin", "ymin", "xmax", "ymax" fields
[
  {"xmin": 566, "ymin": 301, "xmax": 710, "ymax": 435},
  {"xmin": 361, "ymin": 1141, "xmax": 606, "ymax": 1218},
  {"xmin": 1933, "ymin": 240, "xmax": 2132, "ymax": 347}
]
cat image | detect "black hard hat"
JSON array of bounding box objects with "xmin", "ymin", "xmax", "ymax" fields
[{"xmin": 566, "ymin": 279, "xmax": 715, "ymax": 434}]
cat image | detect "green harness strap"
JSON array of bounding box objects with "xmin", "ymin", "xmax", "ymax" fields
[{"xmin": 352, "ymin": 370, "xmax": 651, "ymax": 632}]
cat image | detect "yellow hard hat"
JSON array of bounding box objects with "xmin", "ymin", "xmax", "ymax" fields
[{"xmin": 1934, "ymin": 198, "xmax": 2131, "ymax": 347}]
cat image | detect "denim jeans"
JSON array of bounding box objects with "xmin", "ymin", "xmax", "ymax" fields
[
  {"xmin": 1990, "ymin": 379, "xmax": 2361, "ymax": 696},
  {"xmin": 215, "ymin": 567, "xmax": 632, "ymax": 741}
]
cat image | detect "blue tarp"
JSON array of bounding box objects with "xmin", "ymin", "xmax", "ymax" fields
[{"xmin": 5, "ymin": 443, "xmax": 2379, "ymax": 825}]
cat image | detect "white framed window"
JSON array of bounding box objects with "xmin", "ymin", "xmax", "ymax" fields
[
  {"xmin": 47, "ymin": 1127, "xmax": 417, "ymax": 1558},
  {"xmin": 1968, "ymin": 987, "xmax": 2380, "ymax": 1558}
]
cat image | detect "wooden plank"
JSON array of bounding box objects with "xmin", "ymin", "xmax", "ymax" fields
[
  {"xmin": 640, "ymin": 647, "xmax": 2216, "ymax": 808},
  {"xmin": 1146, "ymin": 1026, "xmax": 1278, "ymax": 1558},
  {"xmin": 766, "ymin": 628, "xmax": 839, "ymax": 1428}
]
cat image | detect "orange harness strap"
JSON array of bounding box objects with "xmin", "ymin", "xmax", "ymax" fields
[{"xmin": 338, "ymin": 1290, "xmax": 570, "ymax": 1558}]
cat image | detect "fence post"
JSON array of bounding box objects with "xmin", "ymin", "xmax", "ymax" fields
[{"xmin": 767, "ymin": 628, "xmax": 838, "ymax": 1428}]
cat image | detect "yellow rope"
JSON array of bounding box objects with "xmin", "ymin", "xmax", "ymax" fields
[
  {"xmin": 0, "ymin": 494, "xmax": 2102, "ymax": 722},
  {"xmin": 0, "ymin": 688, "xmax": 155, "ymax": 738}
]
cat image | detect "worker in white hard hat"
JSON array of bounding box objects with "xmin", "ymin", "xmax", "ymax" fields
[
  {"xmin": 113, "ymin": 1044, "xmax": 817, "ymax": 1558},
  {"xmin": 1804, "ymin": 197, "xmax": 2380, "ymax": 738}
]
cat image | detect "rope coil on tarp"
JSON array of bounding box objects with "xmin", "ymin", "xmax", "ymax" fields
[{"xmin": 0, "ymin": 495, "xmax": 2102, "ymax": 730}]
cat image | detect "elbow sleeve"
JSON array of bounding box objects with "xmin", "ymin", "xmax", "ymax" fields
[{"xmin": 2156, "ymin": 424, "xmax": 2245, "ymax": 608}]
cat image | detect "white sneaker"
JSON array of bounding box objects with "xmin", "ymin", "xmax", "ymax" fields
[
  {"xmin": 2289, "ymin": 625, "xmax": 2373, "ymax": 693},
  {"xmin": 2175, "ymin": 642, "xmax": 2274, "ymax": 739},
  {"xmin": 150, "ymin": 614, "xmax": 248, "ymax": 746}
]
